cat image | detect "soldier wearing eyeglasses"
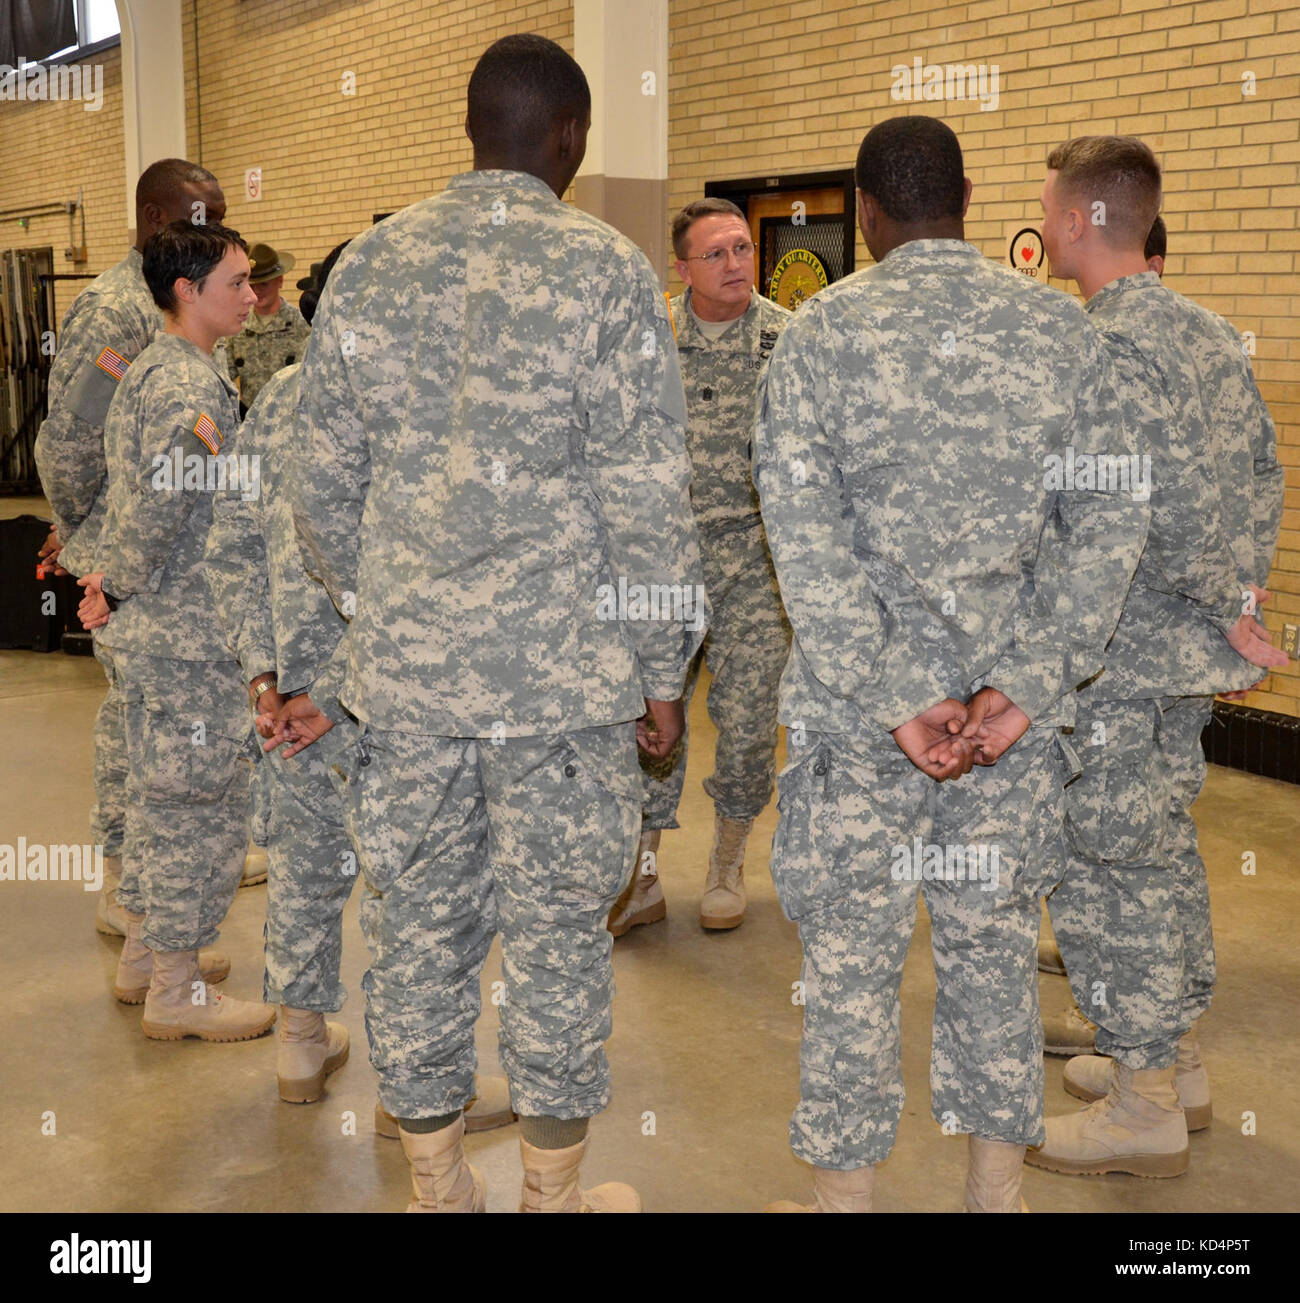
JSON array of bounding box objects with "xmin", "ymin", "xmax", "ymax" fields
[{"xmin": 610, "ymin": 199, "xmax": 792, "ymax": 938}]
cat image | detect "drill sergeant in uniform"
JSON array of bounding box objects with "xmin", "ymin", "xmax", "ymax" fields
[
  {"xmin": 222, "ymin": 242, "xmax": 311, "ymax": 417},
  {"xmin": 206, "ymin": 239, "xmax": 517, "ymax": 1127},
  {"xmin": 269, "ymin": 35, "xmax": 704, "ymax": 1212},
  {"xmin": 1027, "ymin": 137, "xmax": 1285, "ymax": 1179},
  {"xmin": 77, "ymin": 222, "xmax": 276, "ymax": 1043},
  {"xmin": 755, "ymin": 117, "xmax": 1149, "ymax": 1213},
  {"xmin": 610, "ymin": 199, "xmax": 791, "ymax": 937},
  {"xmin": 31, "ymin": 160, "xmax": 261, "ymax": 937}
]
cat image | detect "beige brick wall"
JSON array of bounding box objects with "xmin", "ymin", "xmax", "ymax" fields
[
  {"xmin": 181, "ymin": 0, "xmax": 573, "ymax": 303},
  {"xmin": 669, "ymin": 0, "xmax": 1300, "ymax": 716},
  {"xmin": 0, "ymin": 48, "xmax": 127, "ymax": 325},
  {"xmin": 3, "ymin": 0, "xmax": 1295, "ymax": 713}
]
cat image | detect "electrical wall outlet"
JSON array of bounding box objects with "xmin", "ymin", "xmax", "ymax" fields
[{"xmin": 1283, "ymin": 624, "xmax": 1299, "ymax": 658}]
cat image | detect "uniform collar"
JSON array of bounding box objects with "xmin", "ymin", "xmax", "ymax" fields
[
  {"xmin": 155, "ymin": 329, "xmax": 238, "ymax": 393},
  {"xmin": 877, "ymin": 238, "xmax": 981, "ymax": 267},
  {"xmin": 1085, "ymin": 271, "xmax": 1163, "ymax": 314},
  {"xmin": 446, "ymin": 169, "xmax": 560, "ymax": 202},
  {"xmin": 246, "ymin": 301, "xmax": 291, "ymax": 331},
  {"xmin": 677, "ymin": 287, "xmax": 759, "ymax": 350}
]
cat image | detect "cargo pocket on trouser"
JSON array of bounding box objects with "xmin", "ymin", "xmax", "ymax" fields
[
  {"xmin": 549, "ymin": 724, "xmax": 643, "ymax": 906},
  {"xmin": 341, "ymin": 727, "xmax": 422, "ymax": 896},
  {"xmin": 1064, "ymin": 700, "xmax": 1166, "ymax": 865},
  {"xmin": 134, "ymin": 705, "xmax": 244, "ymax": 807},
  {"xmin": 770, "ymin": 738, "xmax": 848, "ymax": 925}
]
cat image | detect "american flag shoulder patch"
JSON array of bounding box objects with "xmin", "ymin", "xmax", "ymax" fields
[
  {"xmin": 94, "ymin": 347, "xmax": 130, "ymax": 381},
  {"xmin": 193, "ymin": 412, "xmax": 223, "ymax": 454}
]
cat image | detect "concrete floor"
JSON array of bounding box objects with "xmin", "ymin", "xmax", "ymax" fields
[{"xmin": 1, "ymin": 507, "xmax": 1298, "ymax": 1213}]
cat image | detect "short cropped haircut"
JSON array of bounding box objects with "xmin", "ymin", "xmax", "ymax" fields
[
  {"xmin": 143, "ymin": 220, "xmax": 247, "ymax": 313},
  {"xmin": 466, "ymin": 34, "xmax": 590, "ymax": 156},
  {"xmin": 136, "ymin": 158, "xmax": 218, "ymax": 211},
  {"xmin": 671, "ymin": 198, "xmax": 746, "ymax": 258},
  {"xmin": 1145, "ymin": 214, "xmax": 1167, "ymax": 262},
  {"xmin": 1046, "ymin": 136, "xmax": 1162, "ymax": 252},
  {"xmin": 854, "ymin": 116, "xmax": 965, "ymax": 223}
]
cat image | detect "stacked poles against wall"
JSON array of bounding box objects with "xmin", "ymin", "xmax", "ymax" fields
[{"xmin": 0, "ymin": 247, "xmax": 56, "ymax": 493}]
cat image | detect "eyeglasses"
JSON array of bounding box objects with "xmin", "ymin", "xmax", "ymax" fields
[{"xmin": 686, "ymin": 241, "xmax": 756, "ymax": 266}]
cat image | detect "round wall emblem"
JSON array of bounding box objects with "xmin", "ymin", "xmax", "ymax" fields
[{"xmin": 769, "ymin": 248, "xmax": 829, "ymax": 309}]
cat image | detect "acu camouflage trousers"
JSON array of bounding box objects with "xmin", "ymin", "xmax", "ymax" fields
[
  {"xmin": 335, "ymin": 721, "xmax": 641, "ymax": 1122},
  {"xmin": 91, "ymin": 642, "xmax": 128, "ymax": 861},
  {"xmin": 262, "ymin": 721, "xmax": 359, "ymax": 1011},
  {"xmin": 772, "ymin": 725, "xmax": 1069, "ymax": 1169},
  {"xmin": 1049, "ymin": 693, "xmax": 1216, "ymax": 1068},
  {"xmin": 642, "ymin": 525, "xmax": 791, "ymax": 828},
  {"xmin": 112, "ymin": 652, "xmax": 251, "ymax": 952}
]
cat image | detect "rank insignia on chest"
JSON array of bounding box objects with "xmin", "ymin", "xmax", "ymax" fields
[
  {"xmin": 192, "ymin": 412, "xmax": 223, "ymax": 454},
  {"xmin": 94, "ymin": 347, "xmax": 130, "ymax": 381}
]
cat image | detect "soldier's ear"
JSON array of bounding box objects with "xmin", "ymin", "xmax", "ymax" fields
[
  {"xmin": 855, "ymin": 189, "xmax": 874, "ymax": 237},
  {"xmin": 141, "ymin": 202, "xmax": 165, "ymax": 236},
  {"xmin": 959, "ymin": 176, "xmax": 973, "ymax": 219}
]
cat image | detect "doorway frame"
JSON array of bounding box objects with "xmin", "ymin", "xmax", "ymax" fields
[{"xmin": 704, "ymin": 169, "xmax": 856, "ymax": 282}]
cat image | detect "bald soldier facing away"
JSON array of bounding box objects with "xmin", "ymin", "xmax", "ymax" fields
[{"xmin": 269, "ymin": 35, "xmax": 705, "ymax": 1212}]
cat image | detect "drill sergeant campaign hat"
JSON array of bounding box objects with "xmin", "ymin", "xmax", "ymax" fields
[{"xmin": 247, "ymin": 242, "xmax": 297, "ymax": 284}]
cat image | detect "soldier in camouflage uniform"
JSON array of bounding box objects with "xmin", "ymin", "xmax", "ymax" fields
[
  {"xmin": 1035, "ymin": 209, "xmax": 1169, "ymax": 990},
  {"xmin": 206, "ymin": 360, "xmax": 354, "ymax": 1093},
  {"xmin": 755, "ymin": 117, "xmax": 1149, "ymax": 1213},
  {"xmin": 611, "ymin": 199, "xmax": 791, "ymax": 938},
  {"xmin": 220, "ymin": 242, "xmax": 311, "ymax": 416},
  {"xmin": 1027, "ymin": 137, "xmax": 1286, "ymax": 1178},
  {"xmin": 33, "ymin": 159, "xmax": 234, "ymax": 938},
  {"xmin": 205, "ymin": 241, "xmax": 517, "ymax": 1127},
  {"xmin": 77, "ymin": 221, "xmax": 276, "ymax": 1043},
  {"xmin": 269, "ymin": 36, "xmax": 705, "ymax": 1212}
]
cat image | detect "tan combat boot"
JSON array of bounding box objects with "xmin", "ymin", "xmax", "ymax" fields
[
  {"xmin": 140, "ymin": 949, "xmax": 276, "ymax": 1042},
  {"xmin": 1043, "ymin": 1001, "xmax": 1097, "ymax": 1056},
  {"xmin": 111, "ymin": 912, "xmax": 230, "ymax": 1004},
  {"xmin": 374, "ymin": 1074, "xmax": 517, "ymax": 1138},
  {"xmin": 1037, "ymin": 935, "xmax": 1066, "ymax": 975},
  {"xmin": 241, "ymin": 842, "xmax": 268, "ymax": 887},
  {"xmin": 1026, "ymin": 1061, "xmax": 1188, "ymax": 1177},
  {"xmin": 700, "ymin": 814, "xmax": 750, "ymax": 930},
  {"xmin": 94, "ymin": 854, "xmax": 129, "ymax": 936},
  {"xmin": 766, "ymin": 1165, "xmax": 875, "ymax": 1212},
  {"xmin": 400, "ymin": 1116, "xmax": 485, "ymax": 1212},
  {"xmin": 608, "ymin": 828, "xmax": 666, "ymax": 937},
  {"xmin": 1063, "ymin": 1030, "xmax": 1212, "ymax": 1131},
  {"xmin": 519, "ymin": 1137, "xmax": 641, "ymax": 1212},
  {"xmin": 965, "ymin": 1137, "xmax": 1029, "ymax": 1211},
  {"xmin": 278, "ymin": 1007, "xmax": 349, "ymax": 1103}
]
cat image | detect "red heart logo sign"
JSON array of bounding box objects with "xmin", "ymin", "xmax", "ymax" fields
[{"xmin": 1021, "ymin": 246, "xmax": 1033, "ymax": 262}]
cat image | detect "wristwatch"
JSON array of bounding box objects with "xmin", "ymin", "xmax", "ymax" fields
[
  {"xmin": 100, "ymin": 578, "xmax": 120, "ymax": 612},
  {"xmin": 252, "ymin": 678, "xmax": 277, "ymax": 702}
]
